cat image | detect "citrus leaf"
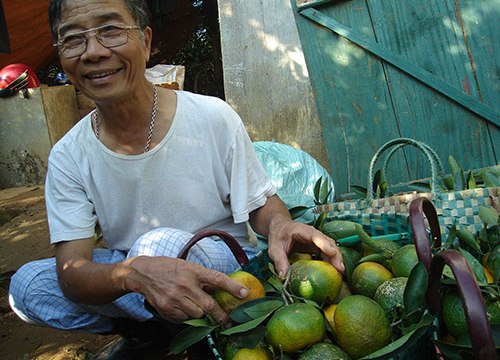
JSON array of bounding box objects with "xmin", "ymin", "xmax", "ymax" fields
[
  {"xmin": 404, "ymin": 262, "xmax": 428, "ymax": 315},
  {"xmin": 313, "ymin": 177, "xmax": 322, "ymax": 203},
  {"xmin": 455, "ymin": 229, "xmax": 480, "ymax": 254},
  {"xmin": 482, "ymin": 170, "xmax": 500, "ymax": 187},
  {"xmin": 169, "ymin": 324, "xmax": 218, "ymax": 354},
  {"xmin": 466, "ymin": 170, "xmax": 477, "ymax": 189},
  {"xmin": 458, "ymin": 248, "xmax": 487, "ymax": 283},
  {"xmin": 229, "ymin": 296, "xmax": 283, "ymax": 323},
  {"xmin": 243, "ymin": 299, "xmax": 284, "ymax": 319},
  {"xmin": 479, "ymin": 206, "xmax": 499, "ymax": 227},
  {"xmin": 351, "ymin": 185, "xmax": 367, "ymax": 197},
  {"xmin": 319, "ymin": 177, "xmax": 332, "ymax": 204},
  {"xmin": 360, "ymin": 313, "xmax": 433, "ymax": 359},
  {"xmin": 220, "ymin": 313, "xmax": 269, "ymax": 335},
  {"xmin": 183, "ymin": 318, "xmax": 212, "ymax": 327},
  {"xmin": 358, "ymin": 253, "xmax": 388, "ymax": 264},
  {"xmin": 448, "ymin": 155, "xmax": 460, "ymax": 176}
]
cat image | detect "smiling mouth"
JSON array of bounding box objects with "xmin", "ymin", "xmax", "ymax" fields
[{"xmin": 86, "ymin": 69, "xmax": 119, "ymax": 79}]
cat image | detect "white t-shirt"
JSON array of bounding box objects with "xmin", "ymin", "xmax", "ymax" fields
[{"xmin": 45, "ymin": 91, "xmax": 276, "ymax": 250}]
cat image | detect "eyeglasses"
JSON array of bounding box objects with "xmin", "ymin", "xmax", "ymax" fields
[{"xmin": 54, "ymin": 24, "xmax": 142, "ymax": 58}]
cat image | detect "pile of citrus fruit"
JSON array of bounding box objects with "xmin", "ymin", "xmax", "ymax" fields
[
  {"xmin": 198, "ymin": 221, "xmax": 429, "ymax": 360},
  {"xmin": 170, "ymin": 218, "xmax": 499, "ymax": 359}
]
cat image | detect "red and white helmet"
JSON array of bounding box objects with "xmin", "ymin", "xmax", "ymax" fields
[{"xmin": 0, "ymin": 63, "xmax": 40, "ymax": 97}]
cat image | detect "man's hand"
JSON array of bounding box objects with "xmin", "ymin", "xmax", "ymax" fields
[
  {"xmin": 124, "ymin": 256, "xmax": 249, "ymax": 325},
  {"xmin": 266, "ymin": 215, "xmax": 344, "ymax": 278},
  {"xmin": 249, "ymin": 195, "xmax": 344, "ymax": 278}
]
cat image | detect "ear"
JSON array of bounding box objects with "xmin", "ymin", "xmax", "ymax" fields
[{"xmin": 143, "ymin": 26, "xmax": 153, "ymax": 62}]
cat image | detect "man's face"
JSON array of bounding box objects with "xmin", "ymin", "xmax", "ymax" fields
[{"xmin": 56, "ymin": 0, "xmax": 152, "ymax": 103}]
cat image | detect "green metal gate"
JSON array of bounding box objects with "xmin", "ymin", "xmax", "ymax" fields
[{"xmin": 292, "ymin": 0, "xmax": 499, "ymax": 195}]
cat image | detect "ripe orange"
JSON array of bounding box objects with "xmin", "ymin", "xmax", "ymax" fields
[
  {"xmin": 289, "ymin": 259, "xmax": 343, "ymax": 306},
  {"xmin": 351, "ymin": 261, "xmax": 393, "ymax": 298},
  {"xmin": 213, "ymin": 271, "xmax": 265, "ymax": 313},
  {"xmin": 334, "ymin": 295, "xmax": 391, "ymax": 359},
  {"xmin": 266, "ymin": 302, "xmax": 326, "ymax": 353}
]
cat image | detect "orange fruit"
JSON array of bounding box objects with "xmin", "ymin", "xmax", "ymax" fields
[
  {"xmin": 298, "ymin": 341, "xmax": 352, "ymax": 360},
  {"xmin": 351, "ymin": 261, "xmax": 393, "ymax": 298},
  {"xmin": 288, "ymin": 252, "xmax": 313, "ymax": 264},
  {"xmin": 374, "ymin": 277, "xmax": 408, "ymax": 317},
  {"xmin": 441, "ymin": 290, "xmax": 467, "ymax": 339},
  {"xmin": 266, "ymin": 302, "xmax": 326, "ymax": 353},
  {"xmin": 232, "ymin": 346, "xmax": 273, "ymax": 360},
  {"xmin": 334, "ymin": 295, "xmax": 391, "ymax": 359},
  {"xmin": 213, "ymin": 271, "xmax": 265, "ymax": 313},
  {"xmin": 323, "ymin": 303, "xmax": 337, "ymax": 333},
  {"xmin": 289, "ymin": 259, "xmax": 343, "ymax": 306},
  {"xmin": 391, "ymin": 244, "xmax": 419, "ymax": 277}
]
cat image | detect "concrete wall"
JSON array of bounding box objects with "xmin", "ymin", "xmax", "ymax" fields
[
  {"xmin": 0, "ymin": 86, "xmax": 80, "ymax": 188},
  {"xmin": 217, "ymin": 0, "xmax": 329, "ymax": 171}
]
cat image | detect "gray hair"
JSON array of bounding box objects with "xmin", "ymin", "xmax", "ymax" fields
[{"xmin": 48, "ymin": 0, "xmax": 151, "ymax": 40}]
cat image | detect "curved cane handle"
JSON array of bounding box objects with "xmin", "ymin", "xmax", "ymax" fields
[
  {"xmin": 178, "ymin": 229, "xmax": 250, "ymax": 267},
  {"xmin": 427, "ymin": 250, "xmax": 496, "ymax": 360},
  {"xmin": 409, "ymin": 197, "xmax": 441, "ymax": 271}
]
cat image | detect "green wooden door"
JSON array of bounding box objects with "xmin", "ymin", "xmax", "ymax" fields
[{"xmin": 292, "ymin": 0, "xmax": 499, "ymax": 196}]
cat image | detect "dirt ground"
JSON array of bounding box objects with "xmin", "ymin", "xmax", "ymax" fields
[{"xmin": 0, "ymin": 186, "xmax": 117, "ymax": 360}]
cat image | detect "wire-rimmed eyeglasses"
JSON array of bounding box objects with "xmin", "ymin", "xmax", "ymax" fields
[{"xmin": 54, "ymin": 24, "xmax": 142, "ymax": 58}]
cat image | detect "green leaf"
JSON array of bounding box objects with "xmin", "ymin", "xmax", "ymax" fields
[
  {"xmin": 458, "ymin": 248, "xmax": 487, "ymax": 283},
  {"xmin": 183, "ymin": 318, "xmax": 212, "ymax": 327},
  {"xmin": 313, "ymin": 177, "xmax": 323, "ymax": 203},
  {"xmin": 243, "ymin": 299, "xmax": 284, "ymax": 319},
  {"xmin": 448, "ymin": 155, "xmax": 460, "ymax": 176},
  {"xmin": 319, "ymin": 177, "xmax": 331, "ymax": 204},
  {"xmin": 169, "ymin": 325, "xmax": 218, "ymax": 354},
  {"xmin": 360, "ymin": 314, "xmax": 433, "ymax": 359},
  {"xmin": 482, "ymin": 170, "xmax": 500, "ymax": 187},
  {"xmin": 229, "ymin": 297, "xmax": 283, "ymax": 323},
  {"xmin": 444, "ymin": 224, "xmax": 458, "ymax": 249},
  {"xmin": 351, "ymin": 185, "xmax": 367, "ymax": 197},
  {"xmin": 455, "ymin": 229, "xmax": 481, "ymax": 254},
  {"xmin": 479, "ymin": 206, "xmax": 499, "ymax": 227},
  {"xmin": 408, "ymin": 181, "xmax": 432, "ymax": 193},
  {"xmin": 220, "ymin": 313, "xmax": 270, "ymax": 335},
  {"xmin": 466, "ymin": 170, "xmax": 477, "ymax": 189},
  {"xmin": 404, "ymin": 262, "xmax": 428, "ymax": 316},
  {"xmin": 443, "ymin": 175, "xmax": 454, "ymax": 190}
]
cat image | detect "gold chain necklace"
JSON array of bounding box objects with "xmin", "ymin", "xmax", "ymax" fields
[{"xmin": 92, "ymin": 86, "xmax": 158, "ymax": 153}]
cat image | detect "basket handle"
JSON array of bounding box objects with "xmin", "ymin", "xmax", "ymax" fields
[
  {"xmin": 367, "ymin": 138, "xmax": 444, "ymax": 202},
  {"xmin": 409, "ymin": 197, "xmax": 441, "ymax": 271},
  {"xmin": 427, "ymin": 250, "xmax": 496, "ymax": 359},
  {"xmin": 177, "ymin": 229, "xmax": 250, "ymax": 267}
]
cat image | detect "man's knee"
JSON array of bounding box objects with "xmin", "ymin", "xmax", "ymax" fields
[{"xmin": 9, "ymin": 260, "xmax": 54, "ymax": 325}]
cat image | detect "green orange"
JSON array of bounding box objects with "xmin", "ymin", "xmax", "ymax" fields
[
  {"xmin": 334, "ymin": 295, "xmax": 391, "ymax": 359},
  {"xmin": 391, "ymin": 244, "xmax": 419, "ymax": 277},
  {"xmin": 351, "ymin": 261, "xmax": 393, "ymax": 298},
  {"xmin": 266, "ymin": 302, "xmax": 326, "ymax": 353},
  {"xmin": 289, "ymin": 259, "xmax": 343, "ymax": 306}
]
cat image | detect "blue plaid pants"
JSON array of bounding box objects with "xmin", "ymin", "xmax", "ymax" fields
[{"xmin": 9, "ymin": 228, "xmax": 256, "ymax": 334}]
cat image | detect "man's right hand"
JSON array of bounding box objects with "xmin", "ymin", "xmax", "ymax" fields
[{"xmin": 123, "ymin": 256, "xmax": 249, "ymax": 325}]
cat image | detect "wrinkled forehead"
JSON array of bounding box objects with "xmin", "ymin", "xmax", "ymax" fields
[{"xmin": 57, "ymin": 0, "xmax": 133, "ymax": 35}]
